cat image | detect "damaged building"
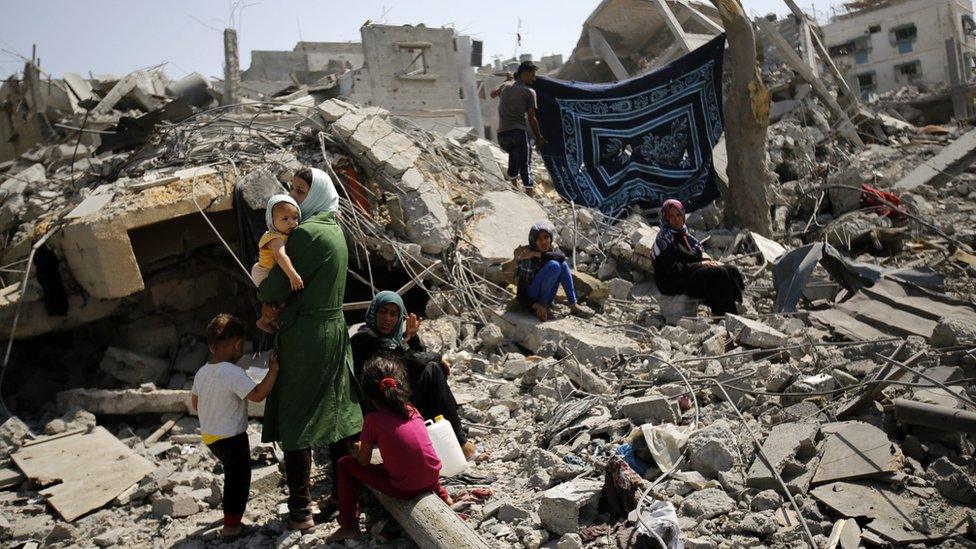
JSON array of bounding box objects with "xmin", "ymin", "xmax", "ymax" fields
[
  {"xmin": 823, "ymin": 0, "xmax": 976, "ymax": 118},
  {"xmin": 1, "ymin": 1, "xmax": 976, "ymax": 548}
]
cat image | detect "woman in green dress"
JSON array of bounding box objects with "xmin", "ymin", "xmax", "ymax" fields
[{"xmin": 258, "ymin": 166, "xmax": 361, "ymax": 530}]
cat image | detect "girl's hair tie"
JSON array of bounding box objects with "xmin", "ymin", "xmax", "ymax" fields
[{"xmin": 379, "ymin": 377, "xmax": 398, "ymax": 391}]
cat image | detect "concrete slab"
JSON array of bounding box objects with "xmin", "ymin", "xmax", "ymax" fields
[
  {"xmin": 60, "ymin": 168, "xmax": 234, "ymax": 299},
  {"xmin": 491, "ymin": 309, "xmax": 639, "ymax": 367},
  {"xmin": 746, "ymin": 422, "xmax": 819, "ymax": 494},
  {"xmin": 812, "ymin": 421, "xmax": 903, "ymax": 485},
  {"xmin": 812, "ymin": 481, "xmax": 969, "ymax": 545},
  {"xmin": 894, "ymin": 126, "xmax": 976, "ymax": 190},
  {"xmin": 461, "ymin": 191, "xmax": 548, "ymax": 269},
  {"xmin": 725, "ymin": 314, "xmax": 789, "ymax": 349},
  {"xmin": 64, "ymin": 192, "xmax": 115, "ymax": 221}
]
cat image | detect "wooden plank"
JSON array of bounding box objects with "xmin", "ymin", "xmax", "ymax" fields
[
  {"xmin": 0, "ymin": 467, "xmax": 24, "ymax": 490},
  {"xmin": 11, "ymin": 426, "xmax": 155, "ymax": 522}
]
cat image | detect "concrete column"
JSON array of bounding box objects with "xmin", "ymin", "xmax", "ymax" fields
[
  {"xmin": 223, "ymin": 28, "xmax": 241, "ymax": 107},
  {"xmin": 454, "ymin": 35, "xmax": 485, "ymax": 137},
  {"xmin": 947, "ymin": 38, "xmax": 969, "ymax": 120}
]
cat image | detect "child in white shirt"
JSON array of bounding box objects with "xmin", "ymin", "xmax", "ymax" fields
[{"xmin": 191, "ymin": 314, "xmax": 278, "ymax": 540}]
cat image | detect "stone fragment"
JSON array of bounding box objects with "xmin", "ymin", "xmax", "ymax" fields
[
  {"xmin": 618, "ymin": 395, "xmax": 677, "ymax": 424},
  {"xmin": 487, "ymin": 405, "xmax": 511, "ymax": 425},
  {"xmin": 571, "ymin": 272, "xmax": 610, "ymax": 302},
  {"xmin": 679, "ymin": 488, "xmax": 735, "ymax": 520},
  {"xmin": 738, "ymin": 511, "xmax": 778, "ymax": 535},
  {"xmin": 493, "ymin": 310, "xmax": 638, "ymax": 368},
  {"xmin": 316, "ymin": 98, "xmax": 353, "ymax": 123},
  {"xmin": 725, "ymin": 314, "xmax": 788, "ymax": 348},
  {"xmin": 931, "ymin": 317, "xmax": 976, "ymax": 346},
  {"xmin": 686, "ymin": 421, "xmax": 738, "ymax": 480},
  {"xmin": 99, "ymin": 347, "xmax": 170, "ymax": 385},
  {"xmin": 462, "ymin": 191, "xmax": 549, "ymax": 268},
  {"xmin": 929, "ymin": 457, "xmax": 976, "ymax": 505},
  {"xmin": 812, "ymin": 421, "xmax": 902, "ymax": 485},
  {"xmin": 152, "ymin": 494, "xmax": 200, "ymax": 518},
  {"xmin": 497, "ymin": 503, "xmax": 532, "ymax": 523},
  {"xmin": 607, "ymin": 278, "xmax": 633, "ymax": 300},
  {"xmin": 47, "ymin": 523, "xmax": 77, "ymax": 542},
  {"xmin": 237, "ymin": 168, "xmax": 284, "ymax": 210},
  {"xmin": 746, "ymin": 422, "xmax": 819, "ymax": 494},
  {"xmin": 556, "ymin": 533, "xmax": 583, "ymax": 549},
  {"xmin": 0, "ymin": 416, "xmax": 31, "ymax": 459},
  {"xmin": 477, "ymin": 324, "xmax": 505, "ymax": 349},
  {"xmin": 537, "ymin": 479, "xmax": 602, "ymax": 535},
  {"xmin": 765, "ymin": 363, "xmax": 798, "ymax": 392},
  {"xmin": 750, "ymin": 489, "xmax": 783, "ymax": 512}
]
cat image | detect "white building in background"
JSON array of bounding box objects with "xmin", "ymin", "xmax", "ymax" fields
[{"xmin": 822, "ymin": 0, "xmax": 976, "ymax": 97}]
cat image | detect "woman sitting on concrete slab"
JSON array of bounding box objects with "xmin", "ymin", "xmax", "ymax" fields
[
  {"xmin": 514, "ymin": 221, "xmax": 594, "ymax": 322},
  {"xmin": 651, "ymin": 199, "xmax": 744, "ymax": 316},
  {"xmin": 350, "ymin": 290, "xmax": 476, "ymax": 461}
]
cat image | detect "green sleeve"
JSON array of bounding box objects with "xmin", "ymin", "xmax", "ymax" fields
[{"xmin": 257, "ymin": 227, "xmax": 312, "ymax": 303}]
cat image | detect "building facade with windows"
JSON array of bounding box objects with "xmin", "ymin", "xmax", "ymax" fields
[{"xmin": 823, "ymin": 0, "xmax": 976, "ymax": 97}]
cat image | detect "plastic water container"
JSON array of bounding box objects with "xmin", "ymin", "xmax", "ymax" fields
[{"xmin": 425, "ymin": 415, "xmax": 468, "ymax": 477}]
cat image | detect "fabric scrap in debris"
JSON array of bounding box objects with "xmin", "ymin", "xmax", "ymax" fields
[{"xmin": 534, "ymin": 35, "xmax": 726, "ymax": 218}]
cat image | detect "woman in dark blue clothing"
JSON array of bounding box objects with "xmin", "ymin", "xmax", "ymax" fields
[{"xmin": 514, "ymin": 221, "xmax": 594, "ymax": 322}]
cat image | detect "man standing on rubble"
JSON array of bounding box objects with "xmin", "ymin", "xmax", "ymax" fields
[{"xmin": 491, "ymin": 61, "xmax": 546, "ymax": 195}]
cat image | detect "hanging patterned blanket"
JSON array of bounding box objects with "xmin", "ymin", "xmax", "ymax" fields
[{"xmin": 534, "ymin": 34, "xmax": 726, "ymax": 218}]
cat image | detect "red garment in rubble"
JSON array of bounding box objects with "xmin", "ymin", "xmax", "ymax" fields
[{"xmin": 860, "ymin": 183, "xmax": 907, "ymax": 220}]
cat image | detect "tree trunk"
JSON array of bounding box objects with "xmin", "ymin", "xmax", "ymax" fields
[
  {"xmin": 712, "ymin": 0, "xmax": 774, "ymax": 236},
  {"xmin": 370, "ymin": 489, "xmax": 492, "ymax": 548}
]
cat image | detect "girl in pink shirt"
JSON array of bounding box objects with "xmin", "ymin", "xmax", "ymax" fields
[{"xmin": 326, "ymin": 355, "xmax": 452, "ymax": 541}]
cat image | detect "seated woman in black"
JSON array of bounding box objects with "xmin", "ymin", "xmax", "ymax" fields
[
  {"xmin": 350, "ymin": 290, "xmax": 476, "ymax": 459},
  {"xmin": 651, "ymin": 199, "xmax": 744, "ymax": 316}
]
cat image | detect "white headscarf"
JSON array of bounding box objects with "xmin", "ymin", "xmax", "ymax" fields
[
  {"xmin": 265, "ymin": 194, "xmax": 301, "ymax": 232},
  {"xmin": 298, "ymin": 167, "xmax": 339, "ymax": 219}
]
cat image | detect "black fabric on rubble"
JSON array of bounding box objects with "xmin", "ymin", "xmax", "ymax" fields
[
  {"xmin": 33, "ymin": 245, "xmax": 68, "ymax": 316},
  {"xmin": 652, "ymin": 234, "xmax": 744, "ymax": 315}
]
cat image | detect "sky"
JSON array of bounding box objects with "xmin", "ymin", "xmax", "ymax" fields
[{"xmin": 0, "ymin": 0, "xmax": 849, "ymax": 80}]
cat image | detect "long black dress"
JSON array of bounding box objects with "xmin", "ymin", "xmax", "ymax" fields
[
  {"xmin": 652, "ymin": 238, "xmax": 745, "ymax": 316},
  {"xmin": 350, "ymin": 329, "xmax": 468, "ymax": 445}
]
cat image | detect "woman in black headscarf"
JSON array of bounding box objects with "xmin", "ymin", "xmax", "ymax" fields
[
  {"xmin": 349, "ymin": 291, "xmax": 475, "ymax": 460},
  {"xmin": 651, "ymin": 199, "xmax": 744, "ymax": 316}
]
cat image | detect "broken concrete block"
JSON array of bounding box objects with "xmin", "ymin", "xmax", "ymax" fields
[
  {"xmin": 571, "ymin": 272, "xmax": 610, "ymax": 303},
  {"xmin": 316, "ymin": 98, "xmax": 353, "ymax": 123},
  {"xmin": 497, "ymin": 502, "xmax": 532, "ymax": 523},
  {"xmin": 349, "ymin": 116, "xmax": 395, "ymax": 154},
  {"xmin": 747, "ymin": 422, "xmax": 819, "ymax": 494},
  {"xmin": 618, "ymin": 395, "xmax": 677, "ymax": 425},
  {"xmin": 57, "ymin": 388, "xmax": 190, "ymax": 415},
  {"xmin": 930, "ymin": 317, "xmax": 976, "ymax": 347},
  {"xmin": 537, "ymin": 479, "xmax": 602, "ymax": 535},
  {"xmin": 725, "ymin": 314, "xmax": 788, "ymax": 349},
  {"xmin": 332, "ymin": 110, "xmax": 367, "ymax": 140},
  {"xmin": 461, "ymin": 191, "xmax": 548, "ymax": 269},
  {"xmin": 99, "ymin": 347, "xmax": 170, "ymax": 385},
  {"xmin": 237, "ymin": 168, "xmax": 284, "ymax": 210},
  {"xmin": 679, "ymin": 488, "xmax": 735, "ymax": 520},
  {"xmin": 151, "ymin": 494, "xmax": 199, "ymax": 518},
  {"xmin": 749, "ymin": 489, "xmax": 783, "ymax": 512},
  {"xmin": 492, "ymin": 310, "xmax": 637, "ymax": 369},
  {"xmin": 686, "ymin": 420, "xmax": 738, "ymax": 480},
  {"xmin": 812, "ymin": 421, "xmax": 902, "ymax": 485},
  {"xmin": 607, "ymin": 278, "xmax": 633, "ymax": 300},
  {"xmin": 929, "ymin": 457, "xmax": 976, "ymax": 505},
  {"xmin": 396, "ymin": 186, "xmax": 452, "ymax": 254}
]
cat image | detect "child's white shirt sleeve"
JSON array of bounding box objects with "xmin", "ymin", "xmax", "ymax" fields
[
  {"xmin": 190, "ymin": 371, "xmax": 201, "ymax": 396},
  {"xmin": 224, "ymin": 366, "xmax": 257, "ymax": 400}
]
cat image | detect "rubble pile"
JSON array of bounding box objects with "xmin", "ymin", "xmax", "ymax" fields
[{"xmin": 1, "ymin": 37, "xmax": 976, "ymax": 549}]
